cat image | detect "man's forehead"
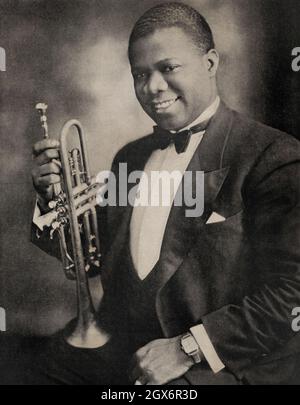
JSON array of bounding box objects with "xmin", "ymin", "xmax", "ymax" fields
[{"xmin": 130, "ymin": 26, "xmax": 201, "ymax": 67}]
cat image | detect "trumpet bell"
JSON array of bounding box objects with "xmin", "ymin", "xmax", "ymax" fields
[{"xmin": 64, "ymin": 317, "xmax": 110, "ymax": 349}]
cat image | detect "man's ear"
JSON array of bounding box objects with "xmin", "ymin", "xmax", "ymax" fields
[{"xmin": 205, "ymin": 49, "xmax": 219, "ymax": 77}]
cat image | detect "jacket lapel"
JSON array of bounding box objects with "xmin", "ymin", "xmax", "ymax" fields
[{"xmin": 157, "ymin": 102, "xmax": 234, "ymax": 287}]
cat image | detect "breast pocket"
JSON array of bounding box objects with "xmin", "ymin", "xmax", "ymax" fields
[
  {"xmin": 193, "ymin": 210, "xmax": 246, "ymax": 258},
  {"xmin": 204, "ymin": 210, "xmax": 244, "ymax": 233}
]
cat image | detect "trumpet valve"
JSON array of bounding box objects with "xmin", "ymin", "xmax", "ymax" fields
[
  {"xmin": 60, "ymin": 217, "xmax": 68, "ymax": 225},
  {"xmin": 57, "ymin": 206, "xmax": 66, "ymax": 215}
]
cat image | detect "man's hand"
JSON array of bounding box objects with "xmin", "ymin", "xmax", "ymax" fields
[
  {"xmin": 31, "ymin": 139, "xmax": 61, "ymax": 211},
  {"xmin": 130, "ymin": 336, "xmax": 194, "ymax": 385}
]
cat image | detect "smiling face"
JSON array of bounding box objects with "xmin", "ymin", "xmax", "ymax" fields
[{"xmin": 130, "ymin": 26, "xmax": 218, "ymax": 131}]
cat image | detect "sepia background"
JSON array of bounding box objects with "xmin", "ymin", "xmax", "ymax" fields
[{"xmin": 0, "ymin": 0, "xmax": 300, "ymax": 336}]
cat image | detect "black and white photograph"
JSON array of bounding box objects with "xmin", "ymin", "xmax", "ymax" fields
[{"xmin": 0, "ymin": 0, "xmax": 300, "ymax": 386}]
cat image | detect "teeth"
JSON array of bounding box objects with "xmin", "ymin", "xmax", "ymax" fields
[{"xmin": 153, "ymin": 98, "xmax": 177, "ymax": 110}]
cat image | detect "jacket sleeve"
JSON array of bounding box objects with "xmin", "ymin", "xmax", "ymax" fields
[{"xmin": 201, "ymin": 136, "xmax": 300, "ymax": 377}]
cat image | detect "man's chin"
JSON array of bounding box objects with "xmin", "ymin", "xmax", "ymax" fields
[{"xmin": 152, "ymin": 115, "xmax": 186, "ymax": 131}]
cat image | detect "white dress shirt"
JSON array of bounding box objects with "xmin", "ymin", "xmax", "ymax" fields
[{"xmin": 130, "ymin": 97, "xmax": 220, "ymax": 280}]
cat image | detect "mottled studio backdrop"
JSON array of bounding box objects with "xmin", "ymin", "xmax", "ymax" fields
[{"xmin": 0, "ymin": 0, "xmax": 299, "ymax": 335}]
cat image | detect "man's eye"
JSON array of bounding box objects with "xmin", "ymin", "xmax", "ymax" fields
[
  {"xmin": 163, "ymin": 65, "xmax": 180, "ymax": 73},
  {"xmin": 134, "ymin": 72, "xmax": 147, "ymax": 80}
]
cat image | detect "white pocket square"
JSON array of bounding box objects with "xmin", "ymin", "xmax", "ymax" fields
[{"xmin": 206, "ymin": 212, "xmax": 226, "ymax": 224}]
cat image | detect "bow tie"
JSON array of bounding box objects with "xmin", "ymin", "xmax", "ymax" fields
[{"xmin": 153, "ymin": 118, "xmax": 211, "ymax": 154}]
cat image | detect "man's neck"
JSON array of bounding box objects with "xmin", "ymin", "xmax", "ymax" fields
[{"xmin": 172, "ymin": 96, "xmax": 220, "ymax": 133}]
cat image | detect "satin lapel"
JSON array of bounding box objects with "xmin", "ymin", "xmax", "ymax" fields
[{"xmin": 157, "ymin": 102, "xmax": 234, "ymax": 287}]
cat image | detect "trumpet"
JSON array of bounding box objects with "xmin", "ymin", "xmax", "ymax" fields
[{"xmin": 35, "ymin": 103, "xmax": 109, "ymax": 348}]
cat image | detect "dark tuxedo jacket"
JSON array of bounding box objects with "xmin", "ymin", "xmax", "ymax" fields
[{"xmin": 33, "ymin": 102, "xmax": 300, "ymax": 385}]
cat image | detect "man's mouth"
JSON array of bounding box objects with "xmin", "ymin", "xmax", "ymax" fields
[{"xmin": 151, "ymin": 97, "xmax": 180, "ymax": 112}]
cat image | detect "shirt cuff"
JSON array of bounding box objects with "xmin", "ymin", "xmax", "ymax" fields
[
  {"xmin": 190, "ymin": 324, "xmax": 225, "ymax": 374},
  {"xmin": 33, "ymin": 200, "xmax": 44, "ymax": 231},
  {"xmin": 33, "ymin": 199, "xmax": 57, "ymax": 232}
]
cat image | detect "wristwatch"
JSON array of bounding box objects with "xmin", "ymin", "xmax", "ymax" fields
[{"xmin": 180, "ymin": 333, "xmax": 202, "ymax": 364}]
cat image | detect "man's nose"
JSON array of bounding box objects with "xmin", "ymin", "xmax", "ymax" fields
[{"xmin": 145, "ymin": 72, "xmax": 168, "ymax": 95}]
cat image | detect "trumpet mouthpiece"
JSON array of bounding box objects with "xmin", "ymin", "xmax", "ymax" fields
[{"xmin": 35, "ymin": 102, "xmax": 48, "ymax": 112}]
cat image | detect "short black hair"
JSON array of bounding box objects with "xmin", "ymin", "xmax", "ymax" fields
[{"xmin": 128, "ymin": 2, "xmax": 215, "ymax": 62}]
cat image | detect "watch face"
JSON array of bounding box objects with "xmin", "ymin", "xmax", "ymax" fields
[{"xmin": 182, "ymin": 335, "xmax": 199, "ymax": 354}]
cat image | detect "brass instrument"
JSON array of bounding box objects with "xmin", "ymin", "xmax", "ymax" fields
[{"xmin": 35, "ymin": 103, "xmax": 109, "ymax": 348}]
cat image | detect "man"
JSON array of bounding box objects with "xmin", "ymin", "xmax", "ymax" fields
[{"xmin": 30, "ymin": 2, "xmax": 300, "ymax": 385}]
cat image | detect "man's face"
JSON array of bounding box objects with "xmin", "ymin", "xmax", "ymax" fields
[{"xmin": 130, "ymin": 26, "xmax": 216, "ymax": 131}]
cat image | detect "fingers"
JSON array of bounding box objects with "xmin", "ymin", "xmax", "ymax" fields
[
  {"xmin": 31, "ymin": 139, "xmax": 62, "ymax": 198},
  {"xmin": 33, "ymin": 139, "xmax": 61, "ymax": 169},
  {"xmin": 129, "ymin": 351, "xmax": 143, "ymax": 384},
  {"xmin": 134, "ymin": 380, "xmax": 142, "ymax": 385},
  {"xmin": 32, "ymin": 161, "xmax": 61, "ymax": 187},
  {"xmin": 33, "ymin": 139, "xmax": 60, "ymax": 156},
  {"xmin": 35, "ymin": 174, "xmax": 61, "ymax": 188},
  {"xmin": 130, "ymin": 363, "xmax": 143, "ymax": 383},
  {"xmin": 38, "ymin": 162, "xmax": 61, "ymax": 176},
  {"xmin": 132, "ymin": 364, "xmax": 153, "ymax": 385},
  {"xmin": 134, "ymin": 374, "xmax": 149, "ymax": 385},
  {"xmin": 129, "ymin": 338, "xmax": 183, "ymax": 386},
  {"xmin": 35, "ymin": 149, "xmax": 60, "ymax": 165},
  {"xmin": 130, "ymin": 348, "xmax": 154, "ymax": 385}
]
